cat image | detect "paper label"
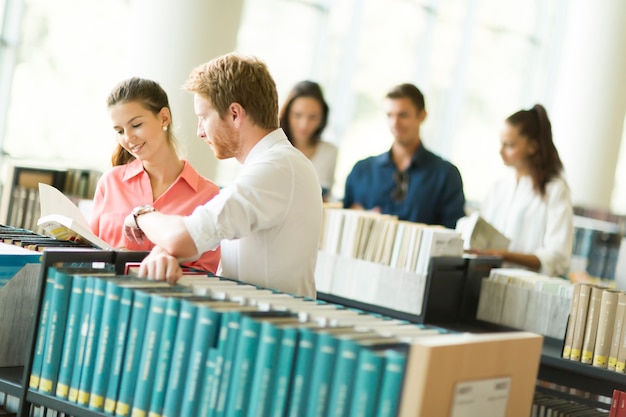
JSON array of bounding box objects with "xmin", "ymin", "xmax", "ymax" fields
[{"xmin": 450, "ymin": 376, "xmax": 511, "ymax": 417}]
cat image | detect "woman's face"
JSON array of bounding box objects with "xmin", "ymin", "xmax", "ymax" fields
[
  {"xmin": 287, "ymin": 96, "xmax": 323, "ymax": 145},
  {"xmin": 110, "ymin": 101, "xmax": 169, "ymax": 161},
  {"xmin": 499, "ymin": 122, "xmax": 537, "ymax": 172}
]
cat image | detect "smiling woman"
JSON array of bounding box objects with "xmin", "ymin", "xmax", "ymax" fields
[{"xmin": 88, "ymin": 77, "xmax": 222, "ymax": 275}]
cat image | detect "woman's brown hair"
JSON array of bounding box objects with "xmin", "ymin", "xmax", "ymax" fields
[{"xmin": 506, "ymin": 104, "xmax": 563, "ymax": 196}]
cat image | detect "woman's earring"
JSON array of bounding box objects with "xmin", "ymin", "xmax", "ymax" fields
[{"xmin": 162, "ymin": 125, "xmax": 168, "ymax": 132}]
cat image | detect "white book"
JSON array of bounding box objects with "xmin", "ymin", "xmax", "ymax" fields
[
  {"xmin": 415, "ymin": 228, "xmax": 463, "ymax": 275},
  {"xmin": 36, "ymin": 183, "xmax": 113, "ymax": 250},
  {"xmin": 456, "ymin": 211, "xmax": 511, "ymax": 251}
]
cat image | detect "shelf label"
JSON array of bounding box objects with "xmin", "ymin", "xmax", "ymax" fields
[{"xmin": 450, "ymin": 376, "xmax": 511, "ymax": 417}]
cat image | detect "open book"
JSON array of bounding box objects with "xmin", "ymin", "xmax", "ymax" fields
[
  {"xmin": 37, "ymin": 183, "xmax": 114, "ymax": 250},
  {"xmin": 455, "ymin": 211, "xmax": 510, "ymax": 251}
]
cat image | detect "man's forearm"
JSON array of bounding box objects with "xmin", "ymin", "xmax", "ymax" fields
[{"xmin": 135, "ymin": 211, "xmax": 199, "ymax": 259}]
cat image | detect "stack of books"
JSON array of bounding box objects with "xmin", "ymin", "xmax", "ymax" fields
[
  {"xmin": 562, "ymin": 283, "xmax": 626, "ymax": 373},
  {"xmin": 319, "ymin": 207, "xmax": 464, "ymax": 274},
  {"xmin": 476, "ymin": 268, "xmax": 573, "ymax": 338},
  {"xmin": 29, "ymin": 264, "xmax": 543, "ymax": 416}
]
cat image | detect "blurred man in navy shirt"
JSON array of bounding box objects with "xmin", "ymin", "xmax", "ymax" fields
[{"xmin": 343, "ymin": 83, "xmax": 465, "ymax": 229}]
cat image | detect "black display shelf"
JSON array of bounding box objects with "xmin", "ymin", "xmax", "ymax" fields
[{"xmin": 0, "ymin": 367, "xmax": 24, "ymax": 397}]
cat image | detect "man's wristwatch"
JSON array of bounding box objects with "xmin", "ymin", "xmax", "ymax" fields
[{"xmin": 131, "ymin": 204, "xmax": 156, "ymax": 229}]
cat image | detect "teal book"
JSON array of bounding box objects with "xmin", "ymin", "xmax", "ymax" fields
[
  {"xmin": 130, "ymin": 294, "xmax": 168, "ymax": 417},
  {"xmin": 196, "ymin": 347, "xmax": 219, "ymax": 417},
  {"xmin": 348, "ymin": 348, "xmax": 384, "ymax": 417},
  {"xmin": 286, "ymin": 327, "xmax": 318, "ymax": 417},
  {"xmin": 325, "ymin": 337, "xmax": 361, "ymax": 417},
  {"xmin": 88, "ymin": 281, "xmax": 124, "ymax": 411},
  {"xmin": 246, "ymin": 321, "xmax": 282, "ymax": 417},
  {"xmin": 115, "ymin": 290, "xmax": 152, "ymax": 417},
  {"xmin": 203, "ymin": 312, "xmax": 231, "ymax": 416},
  {"xmin": 76, "ymin": 277, "xmax": 108, "ymax": 406},
  {"xmin": 68, "ymin": 276, "xmax": 97, "ymax": 403},
  {"xmin": 161, "ymin": 299, "xmax": 198, "ymax": 417},
  {"xmin": 28, "ymin": 268, "xmax": 56, "ymax": 390},
  {"xmin": 224, "ymin": 315, "xmax": 262, "ymax": 417},
  {"xmin": 213, "ymin": 311, "xmax": 243, "ymax": 417},
  {"xmin": 147, "ymin": 297, "xmax": 181, "ymax": 417},
  {"xmin": 375, "ymin": 348, "xmax": 408, "ymax": 417},
  {"xmin": 38, "ymin": 268, "xmax": 74, "ymax": 394},
  {"xmin": 304, "ymin": 331, "xmax": 339, "ymax": 417},
  {"xmin": 269, "ymin": 326, "xmax": 298, "ymax": 417},
  {"xmin": 55, "ymin": 275, "xmax": 87, "ymax": 399},
  {"xmin": 104, "ymin": 287, "xmax": 134, "ymax": 415},
  {"xmin": 178, "ymin": 304, "xmax": 220, "ymax": 417}
]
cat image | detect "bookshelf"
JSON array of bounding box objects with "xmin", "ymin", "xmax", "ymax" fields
[
  {"xmin": 0, "ymin": 163, "xmax": 101, "ymax": 232},
  {"xmin": 317, "ymin": 254, "xmax": 626, "ymax": 412},
  {"xmin": 1, "ymin": 249, "xmax": 546, "ymax": 417}
]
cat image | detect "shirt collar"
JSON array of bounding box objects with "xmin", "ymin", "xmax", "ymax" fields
[
  {"xmin": 121, "ymin": 158, "xmax": 200, "ymax": 191},
  {"xmin": 122, "ymin": 158, "xmax": 144, "ymax": 181},
  {"xmin": 244, "ymin": 128, "xmax": 289, "ymax": 165},
  {"xmin": 377, "ymin": 142, "xmax": 427, "ymax": 168}
]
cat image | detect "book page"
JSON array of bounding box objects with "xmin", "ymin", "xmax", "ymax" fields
[{"xmin": 37, "ymin": 183, "xmax": 113, "ymax": 250}]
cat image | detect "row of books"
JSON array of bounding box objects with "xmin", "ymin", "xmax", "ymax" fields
[
  {"xmin": 562, "ymin": 283, "xmax": 626, "ymax": 373},
  {"xmin": 0, "ymin": 224, "xmax": 93, "ymax": 255},
  {"xmin": 532, "ymin": 391, "xmax": 611, "ymax": 417},
  {"xmin": 476, "ymin": 268, "xmax": 573, "ymax": 339},
  {"xmin": 0, "ymin": 163, "xmax": 101, "ymax": 232},
  {"xmin": 571, "ymin": 216, "xmax": 622, "ymax": 280},
  {"xmin": 29, "ymin": 264, "xmax": 448, "ymax": 417},
  {"xmin": 27, "ymin": 258, "xmax": 546, "ymax": 417},
  {"xmin": 319, "ymin": 208, "xmax": 464, "ymax": 275}
]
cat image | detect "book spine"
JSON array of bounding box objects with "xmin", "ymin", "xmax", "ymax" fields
[
  {"xmin": 569, "ymin": 284, "xmax": 592, "ymax": 361},
  {"xmin": 76, "ymin": 277, "xmax": 108, "ymax": 406},
  {"xmin": 147, "ymin": 297, "xmax": 181, "ymax": 417},
  {"xmin": 178, "ymin": 304, "xmax": 219, "ymax": 417},
  {"xmin": 203, "ymin": 313, "xmax": 230, "ymax": 416},
  {"xmin": 592, "ymin": 290, "xmax": 619, "ymax": 368},
  {"xmin": 197, "ymin": 348, "xmax": 219, "ymax": 417},
  {"xmin": 246, "ymin": 322, "xmax": 281, "ymax": 417},
  {"xmin": 304, "ymin": 332, "xmax": 338, "ymax": 417},
  {"xmin": 581, "ymin": 286, "xmax": 604, "ymax": 364},
  {"xmin": 104, "ymin": 287, "xmax": 134, "ymax": 414},
  {"xmin": 286, "ymin": 328, "xmax": 317, "ymax": 417},
  {"xmin": 55, "ymin": 275, "xmax": 86, "ymax": 399},
  {"xmin": 375, "ymin": 349, "xmax": 407, "ymax": 417},
  {"xmin": 161, "ymin": 300, "xmax": 198, "ymax": 417},
  {"xmin": 130, "ymin": 295, "xmax": 168, "ymax": 417},
  {"xmin": 325, "ymin": 338, "xmax": 360, "ymax": 417},
  {"xmin": 39, "ymin": 269, "xmax": 74, "ymax": 394},
  {"xmin": 225, "ymin": 315, "xmax": 262, "ymax": 417},
  {"xmin": 68, "ymin": 277, "xmax": 96, "ymax": 402},
  {"xmin": 269, "ymin": 326, "xmax": 298, "ymax": 417},
  {"xmin": 28, "ymin": 272, "xmax": 56, "ymax": 390},
  {"xmin": 609, "ymin": 293, "xmax": 626, "ymax": 371},
  {"xmin": 115, "ymin": 290, "xmax": 152, "ymax": 417},
  {"xmin": 348, "ymin": 348, "xmax": 384, "ymax": 417},
  {"xmin": 214, "ymin": 311, "xmax": 243, "ymax": 417},
  {"xmin": 89, "ymin": 281, "xmax": 123, "ymax": 410},
  {"xmin": 562, "ymin": 283, "xmax": 581, "ymax": 359}
]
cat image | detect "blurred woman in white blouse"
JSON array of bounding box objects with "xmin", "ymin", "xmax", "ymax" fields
[
  {"xmin": 279, "ymin": 80, "xmax": 338, "ymax": 201},
  {"xmin": 474, "ymin": 104, "xmax": 574, "ymax": 277}
]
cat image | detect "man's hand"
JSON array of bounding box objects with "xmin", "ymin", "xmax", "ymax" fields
[
  {"xmin": 123, "ymin": 213, "xmax": 146, "ymax": 245},
  {"xmin": 137, "ymin": 246, "xmax": 183, "ymax": 285}
]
